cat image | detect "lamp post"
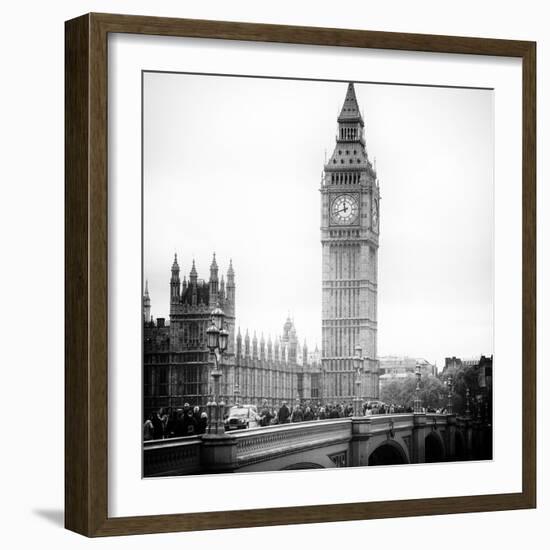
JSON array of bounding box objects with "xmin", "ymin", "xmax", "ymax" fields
[
  {"xmin": 446, "ymin": 376, "xmax": 453, "ymax": 414},
  {"xmin": 206, "ymin": 306, "xmax": 229, "ymax": 435},
  {"xmin": 233, "ymin": 383, "xmax": 240, "ymax": 406},
  {"xmin": 413, "ymin": 364, "xmax": 422, "ymax": 413},
  {"xmin": 353, "ymin": 346, "xmax": 363, "ymax": 416}
]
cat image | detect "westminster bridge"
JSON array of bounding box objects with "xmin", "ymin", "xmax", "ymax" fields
[{"xmin": 144, "ymin": 413, "xmax": 492, "ymax": 476}]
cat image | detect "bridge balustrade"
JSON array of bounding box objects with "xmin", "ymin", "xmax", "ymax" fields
[
  {"xmin": 233, "ymin": 418, "xmax": 351, "ymax": 468},
  {"xmin": 143, "ymin": 413, "xmax": 488, "ymax": 476}
]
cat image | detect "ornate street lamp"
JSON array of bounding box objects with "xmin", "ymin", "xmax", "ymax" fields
[
  {"xmin": 205, "ymin": 306, "xmax": 228, "ymax": 435},
  {"xmin": 233, "ymin": 383, "xmax": 240, "ymax": 406},
  {"xmin": 413, "ymin": 363, "xmax": 422, "ymax": 413},
  {"xmin": 446, "ymin": 376, "xmax": 453, "ymax": 414},
  {"xmin": 353, "ymin": 345, "xmax": 363, "ymax": 416},
  {"xmin": 210, "ymin": 306, "xmax": 225, "ymax": 330}
]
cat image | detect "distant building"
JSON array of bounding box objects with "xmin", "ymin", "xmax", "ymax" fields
[
  {"xmin": 143, "ymin": 255, "xmax": 322, "ymax": 417},
  {"xmin": 440, "ymin": 355, "xmax": 493, "ymax": 381},
  {"xmin": 378, "ymin": 356, "xmax": 437, "ymax": 392}
]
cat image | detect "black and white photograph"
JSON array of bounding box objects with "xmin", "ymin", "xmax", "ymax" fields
[
  {"xmin": 1, "ymin": 0, "xmax": 542, "ymax": 545},
  {"xmin": 142, "ymin": 73, "xmax": 494, "ymax": 476}
]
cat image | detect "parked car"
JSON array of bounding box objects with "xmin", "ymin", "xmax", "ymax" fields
[{"xmin": 224, "ymin": 405, "xmax": 261, "ymax": 431}]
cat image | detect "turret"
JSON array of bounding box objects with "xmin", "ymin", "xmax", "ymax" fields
[
  {"xmin": 236, "ymin": 327, "xmax": 242, "ymax": 357},
  {"xmin": 143, "ymin": 280, "xmax": 151, "ymax": 323},
  {"xmin": 267, "ymin": 336, "xmax": 273, "ymax": 361},
  {"xmin": 219, "ymin": 275, "xmax": 225, "ymax": 300},
  {"xmin": 226, "ymin": 259, "xmax": 235, "ymax": 306},
  {"xmin": 244, "ymin": 330, "xmax": 250, "ymax": 357},
  {"xmin": 189, "ymin": 259, "xmax": 198, "ymax": 285},
  {"xmin": 281, "ymin": 316, "xmax": 298, "ymax": 363},
  {"xmin": 281, "ymin": 315, "xmax": 292, "ymax": 343},
  {"xmin": 209, "ymin": 253, "xmax": 219, "ymax": 307},
  {"xmin": 252, "ymin": 332, "xmax": 258, "ymax": 359},
  {"xmin": 302, "ymin": 339, "xmax": 308, "ymax": 366},
  {"xmin": 189, "ymin": 260, "xmax": 198, "ymax": 306},
  {"xmin": 260, "ymin": 334, "xmax": 266, "ymax": 360},
  {"xmin": 170, "ymin": 254, "xmax": 180, "ymax": 303}
]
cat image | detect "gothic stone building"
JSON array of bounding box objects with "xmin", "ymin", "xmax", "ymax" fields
[
  {"xmin": 143, "ymin": 255, "xmax": 321, "ymax": 417},
  {"xmin": 321, "ymin": 82, "xmax": 380, "ymax": 401},
  {"xmin": 144, "ymin": 82, "xmax": 380, "ymax": 415}
]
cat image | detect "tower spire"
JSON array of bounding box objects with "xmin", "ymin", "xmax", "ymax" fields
[
  {"xmin": 210, "ymin": 252, "xmax": 219, "ymax": 278},
  {"xmin": 226, "ymin": 259, "xmax": 235, "ymax": 309},
  {"xmin": 209, "ymin": 252, "xmax": 219, "ymax": 306},
  {"xmin": 338, "ymin": 82, "xmax": 364, "ymax": 125},
  {"xmin": 170, "ymin": 254, "xmax": 181, "ymax": 306},
  {"xmin": 143, "ymin": 279, "xmax": 151, "ymax": 323},
  {"xmin": 189, "ymin": 259, "xmax": 198, "ymax": 284},
  {"xmin": 227, "ymin": 259, "xmax": 235, "ymax": 281}
]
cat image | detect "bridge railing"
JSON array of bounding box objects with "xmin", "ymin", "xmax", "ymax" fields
[
  {"xmin": 143, "ymin": 435, "xmax": 202, "ymax": 477},
  {"xmin": 143, "ymin": 413, "xmax": 474, "ymax": 476},
  {"xmin": 232, "ymin": 418, "xmax": 352, "ymax": 468},
  {"xmin": 365, "ymin": 412, "xmax": 414, "ymax": 434}
]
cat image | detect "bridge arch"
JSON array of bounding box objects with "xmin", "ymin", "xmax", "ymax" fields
[
  {"xmin": 425, "ymin": 431, "xmax": 446, "ymax": 462},
  {"xmin": 368, "ymin": 440, "xmax": 409, "ymax": 466},
  {"xmin": 280, "ymin": 462, "xmax": 325, "ymax": 470}
]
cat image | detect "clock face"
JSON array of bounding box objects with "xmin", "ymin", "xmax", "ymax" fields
[{"xmin": 331, "ymin": 194, "xmax": 358, "ymax": 225}]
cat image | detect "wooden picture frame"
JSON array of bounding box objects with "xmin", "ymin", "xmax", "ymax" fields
[{"xmin": 65, "ymin": 12, "xmax": 536, "ymax": 537}]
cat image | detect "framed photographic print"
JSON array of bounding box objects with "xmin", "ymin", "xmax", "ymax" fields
[{"xmin": 65, "ymin": 13, "xmax": 536, "ymax": 537}]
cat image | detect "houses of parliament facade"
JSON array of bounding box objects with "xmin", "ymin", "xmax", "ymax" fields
[{"xmin": 143, "ymin": 83, "xmax": 380, "ymax": 416}]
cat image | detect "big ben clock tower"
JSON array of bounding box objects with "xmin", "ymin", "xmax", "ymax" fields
[{"xmin": 321, "ymin": 82, "xmax": 380, "ymax": 402}]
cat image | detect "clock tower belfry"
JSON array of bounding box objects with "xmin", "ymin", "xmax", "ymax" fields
[{"xmin": 321, "ymin": 82, "xmax": 380, "ymax": 402}]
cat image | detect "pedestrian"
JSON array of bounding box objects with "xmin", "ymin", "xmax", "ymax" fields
[
  {"xmin": 198, "ymin": 411, "xmax": 208, "ymax": 434},
  {"xmin": 165, "ymin": 409, "xmax": 178, "ymax": 437},
  {"xmin": 151, "ymin": 410, "xmax": 164, "ymax": 439},
  {"xmin": 291, "ymin": 404, "xmax": 304, "ymax": 423},
  {"xmin": 184, "ymin": 409, "xmax": 198, "ymax": 436},
  {"xmin": 278, "ymin": 401, "xmax": 290, "ymax": 424},
  {"xmin": 193, "ymin": 405, "xmax": 201, "ymax": 425},
  {"xmin": 260, "ymin": 400, "xmax": 273, "ymax": 426},
  {"xmin": 143, "ymin": 414, "xmax": 155, "ymax": 441},
  {"xmin": 159, "ymin": 407, "xmax": 169, "ymax": 432}
]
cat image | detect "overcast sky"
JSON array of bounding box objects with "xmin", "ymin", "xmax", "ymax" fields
[{"xmin": 143, "ymin": 72, "xmax": 493, "ymax": 368}]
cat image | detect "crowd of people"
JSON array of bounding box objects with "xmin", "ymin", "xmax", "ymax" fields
[
  {"xmin": 143, "ymin": 400, "xmax": 448, "ymax": 440},
  {"xmin": 256, "ymin": 400, "xmax": 450, "ymax": 424},
  {"xmin": 143, "ymin": 405, "xmax": 208, "ymax": 440}
]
